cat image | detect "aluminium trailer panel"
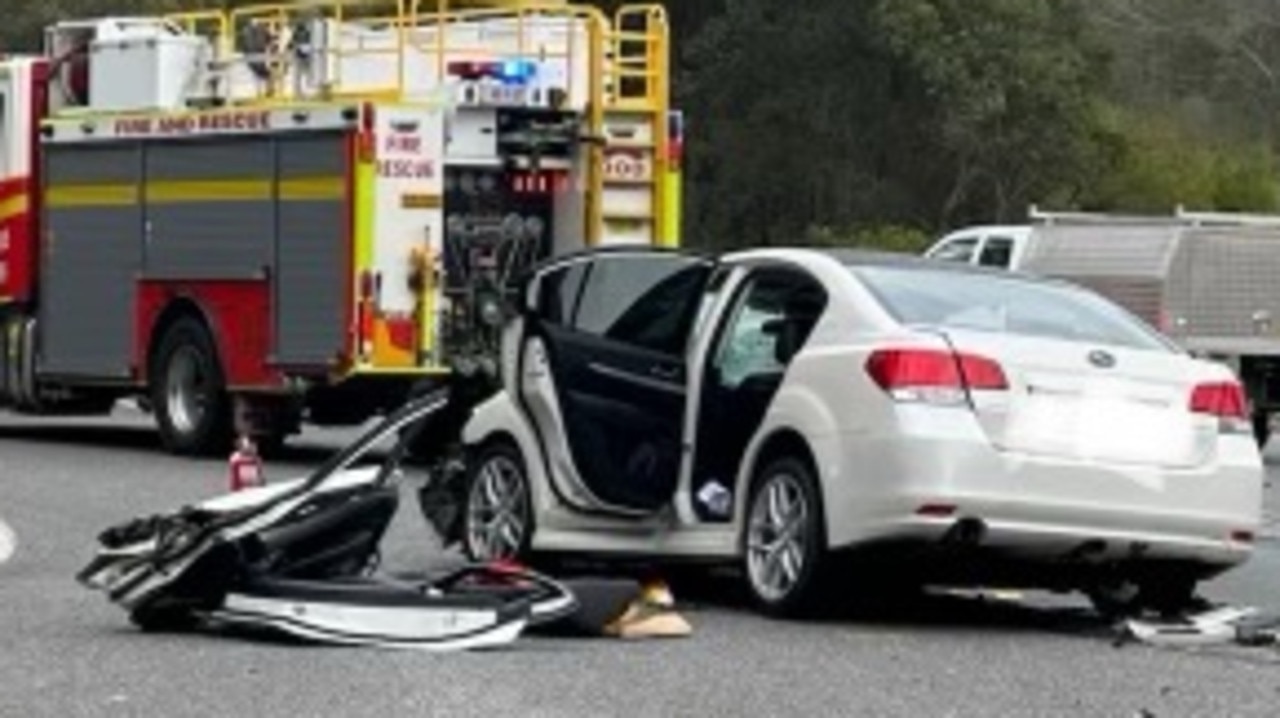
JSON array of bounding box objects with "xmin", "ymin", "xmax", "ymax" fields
[
  {"xmin": 1018, "ymin": 222, "xmax": 1180, "ymax": 330},
  {"xmin": 1021, "ymin": 220, "xmax": 1280, "ymax": 357},
  {"xmin": 1163, "ymin": 225, "xmax": 1280, "ymax": 356}
]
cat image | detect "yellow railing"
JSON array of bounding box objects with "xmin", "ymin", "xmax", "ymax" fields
[
  {"xmin": 165, "ymin": 10, "xmax": 232, "ymax": 57},
  {"xmin": 161, "ymin": 0, "xmax": 669, "ymax": 122},
  {"xmin": 609, "ymin": 5, "xmax": 667, "ymax": 110},
  {"xmin": 596, "ymin": 5, "xmax": 669, "ymax": 247},
  {"xmin": 161, "ymin": 0, "xmax": 622, "ymax": 105}
]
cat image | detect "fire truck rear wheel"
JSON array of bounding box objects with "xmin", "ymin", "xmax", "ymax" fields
[{"xmin": 151, "ymin": 316, "xmax": 232, "ymax": 456}]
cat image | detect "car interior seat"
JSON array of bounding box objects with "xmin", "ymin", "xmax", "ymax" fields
[{"xmin": 769, "ymin": 287, "xmax": 827, "ymax": 365}]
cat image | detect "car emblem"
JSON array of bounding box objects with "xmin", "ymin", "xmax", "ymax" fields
[{"xmin": 1087, "ymin": 350, "xmax": 1116, "ymax": 369}]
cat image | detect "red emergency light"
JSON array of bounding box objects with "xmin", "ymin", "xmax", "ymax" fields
[
  {"xmin": 510, "ymin": 171, "xmax": 570, "ymax": 195},
  {"xmin": 667, "ymin": 111, "xmax": 684, "ymax": 169}
]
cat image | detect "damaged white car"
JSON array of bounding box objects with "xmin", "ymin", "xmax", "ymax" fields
[{"xmin": 455, "ymin": 247, "xmax": 1264, "ymax": 617}]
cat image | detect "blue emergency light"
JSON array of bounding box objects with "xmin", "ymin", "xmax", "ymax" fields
[
  {"xmin": 497, "ymin": 60, "xmax": 537, "ymax": 84},
  {"xmin": 448, "ymin": 59, "xmax": 538, "ymax": 85}
]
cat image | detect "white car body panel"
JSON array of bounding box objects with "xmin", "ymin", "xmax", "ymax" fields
[{"xmin": 463, "ymin": 247, "xmax": 1264, "ymax": 582}]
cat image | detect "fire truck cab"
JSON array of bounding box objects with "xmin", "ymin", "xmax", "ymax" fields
[{"xmin": 0, "ymin": 0, "xmax": 680, "ymax": 455}]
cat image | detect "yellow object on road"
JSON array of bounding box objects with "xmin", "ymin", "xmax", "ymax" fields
[{"xmin": 603, "ymin": 580, "xmax": 692, "ymax": 639}]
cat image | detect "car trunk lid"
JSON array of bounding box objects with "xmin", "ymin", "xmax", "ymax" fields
[{"xmin": 936, "ymin": 328, "xmax": 1230, "ymax": 469}]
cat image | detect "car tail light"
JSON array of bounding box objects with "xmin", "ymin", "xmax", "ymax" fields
[
  {"xmin": 865, "ymin": 348, "xmax": 1007, "ymax": 406},
  {"xmin": 1189, "ymin": 381, "xmax": 1250, "ymax": 433}
]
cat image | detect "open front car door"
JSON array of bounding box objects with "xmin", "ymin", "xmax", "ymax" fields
[{"xmin": 519, "ymin": 251, "xmax": 714, "ymax": 516}]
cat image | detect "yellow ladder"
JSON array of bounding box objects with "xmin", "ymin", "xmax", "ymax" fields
[{"xmin": 590, "ymin": 4, "xmax": 673, "ymax": 247}]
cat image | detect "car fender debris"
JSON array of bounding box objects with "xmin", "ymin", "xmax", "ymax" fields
[
  {"xmin": 76, "ymin": 393, "xmax": 692, "ymax": 650},
  {"xmin": 77, "ymin": 394, "xmax": 546, "ymax": 651}
]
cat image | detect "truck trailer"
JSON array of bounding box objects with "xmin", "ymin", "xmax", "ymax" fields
[{"xmin": 0, "ymin": 0, "xmax": 681, "ymax": 455}]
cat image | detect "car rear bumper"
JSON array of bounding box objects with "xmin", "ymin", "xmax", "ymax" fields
[
  {"xmin": 823, "ymin": 420, "xmax": 1264, "ymax": 579},
  {"xmin": 852, "ymin": 512, "xmax": 1254, "ymax": 569}
]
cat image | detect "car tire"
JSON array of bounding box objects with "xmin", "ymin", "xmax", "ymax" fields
[
  {"xmin": 741, "ymin": 455, "xmax": 829, "ymax": 618},
  {"xmin": 461, "ymin": 439, "xmax": 534, "ymax": 563},
  {"xmin": 151, "ymin": 316, "xmax": 233, "ymax": 456}
]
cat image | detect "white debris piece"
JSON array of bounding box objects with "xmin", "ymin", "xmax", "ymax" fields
[
  {"xmin": 1124, "ymin": 605, "xmax": 1280, "ymax": 647},
  {"xmin": 0, "ymin": 517, "xmax": 15, "ymax": 564}
]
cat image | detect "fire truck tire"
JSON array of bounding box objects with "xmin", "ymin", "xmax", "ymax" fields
[{"xmin": 150, "ymin": 316, "xmax": 233, "ymax": 456}]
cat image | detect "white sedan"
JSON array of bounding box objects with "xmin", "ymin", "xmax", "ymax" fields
[{"xmin": 455, "ymin": 247, "xmax": 1264, "ymax": 617}]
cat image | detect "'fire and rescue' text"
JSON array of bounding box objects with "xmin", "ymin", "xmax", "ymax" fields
[{"xmin": 112, "ymin": 111, "xmax": 273, "ymax": 137}]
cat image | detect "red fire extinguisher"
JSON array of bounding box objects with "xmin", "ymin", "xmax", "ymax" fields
[{"xmin": 229, "ymin": 436, "xmax": 265, "ymax": 492}]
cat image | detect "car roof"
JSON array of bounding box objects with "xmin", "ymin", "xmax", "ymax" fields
[
  {"xmin": 723, "ymin": 246, "xmax": 1023, "ymax": 279},
  {"xmin": 526, "ymin": 244, "xmax": 1051, "ymax": 285}
]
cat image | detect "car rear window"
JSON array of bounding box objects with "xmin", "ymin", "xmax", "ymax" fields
[{"xmin": 851, "ymin": 265, "xmax": 1175, "ymax": 351}]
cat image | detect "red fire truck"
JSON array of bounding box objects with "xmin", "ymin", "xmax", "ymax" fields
[{"xmin": 0, "ymin": 0, "xmax": 681, "ymax": 455}]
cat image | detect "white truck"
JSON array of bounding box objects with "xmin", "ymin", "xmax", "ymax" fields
[{"xmin": 924, "ymin": 207, "xmax": 1280, "ymax": 447}]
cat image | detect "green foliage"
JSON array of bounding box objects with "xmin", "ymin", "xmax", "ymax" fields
[
  {"xmin": 1074, "ymin": 106, "xmax": 1280, "ymax": 214},
  {"xmin": 804, "ymin": 224, "xmax": 933, "ymax": 254},
  {"xmin": 872, "ymin": 0, "xmax": 1108, "ymax": 226},
  {"xmin": 1213, "ymin": 149, "xmax": 1280, "ymax": 212}
]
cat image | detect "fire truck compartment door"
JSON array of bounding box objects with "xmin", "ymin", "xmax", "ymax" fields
[
  {"xmin": 40, "ymin": 143, "xmax": 143, "ymax": 378},
  {"xmin": 273, "ymin": 132, "xmax": 349, "ymax": 366},
  {"xmin": 369, "ymin": 105, "xmax": 445, "ymax": 316}
]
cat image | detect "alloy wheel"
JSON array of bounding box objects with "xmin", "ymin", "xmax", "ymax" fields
[
  {"xmin": 465, "ymin": 452, "xmax": 529, "ymax": 561},
  {"xmin": 746, "ymin": 471, "xmax": 811, "ymax": 603}
]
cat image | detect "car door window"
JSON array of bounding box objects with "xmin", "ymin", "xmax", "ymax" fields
[
  {"xmin": 573, "ymin": 255, "xmax": 711, "ymax": 355},
  {"xmin": 687, "ymin": 266, "xmax": 735, "ymax": 347},
  {"xmin": 716, "ymin": 303, "xmax": 785, "ymax": 388},
  {"xmin": 713, "ymin": 271, "xmax": 826, "ymax": 388},
  {"xmin": 929, "ymin": 237, "xmax": 978, "ymax": 264},
  {"xmin": 536, "ymin": 260, "xmax": 590, "ymax": 325},
  {"xmin": 978, "ymin": 236, "xmax": 1014, "ymax": 268}
]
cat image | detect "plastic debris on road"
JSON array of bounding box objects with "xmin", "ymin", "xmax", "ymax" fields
[
  {"xmin": 0, "ymin": 516, "xmax": 15, "ymax": 565},
  {"xmin": 1121, "ymin": 604, "xmax": 1280, "ymax": 648}
]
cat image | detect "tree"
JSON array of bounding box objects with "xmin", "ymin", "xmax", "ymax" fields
[{"xmin": 676, "ymin": 0, "xmax": 1114, "ymax": 247}]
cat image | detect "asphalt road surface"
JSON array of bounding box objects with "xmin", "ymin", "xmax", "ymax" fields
[{"xmin": 3, "ymin": 409, "xmax": 1280, "ymax": 717}]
